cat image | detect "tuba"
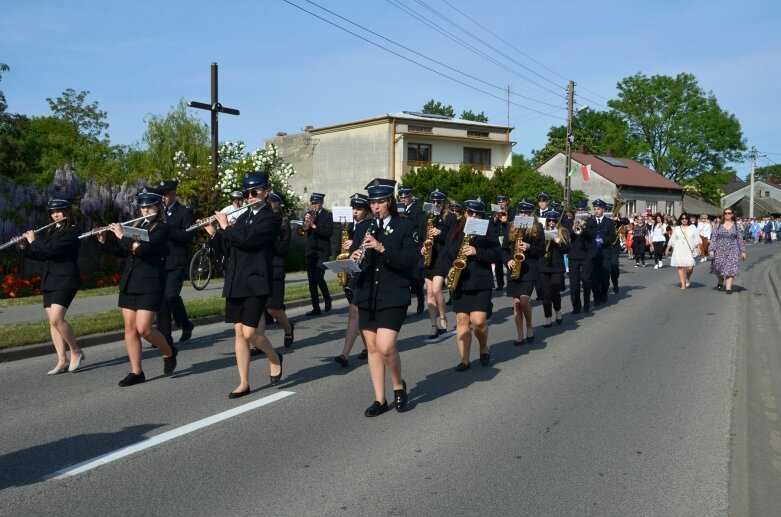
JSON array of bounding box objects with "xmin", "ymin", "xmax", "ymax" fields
[
  {"xmin": 610, "ymin": 197, "xmax": 627, "ymax": 247},
  {"xmin": 446, "ymin": 233, "xmax": 473, "ymax": 291},
  {"xmin": 336, "ymin": 219, "xmax": 351, "ymax": 287},
  {"xmin": 422, "ymin": 211, "xmax": 435, "ymax": 267}
]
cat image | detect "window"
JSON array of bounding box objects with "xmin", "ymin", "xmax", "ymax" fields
[
  {"xmin": 665, "ymin": 201, "xmax": 674, "ymax": 215},
  {"xmin": 408, "ymin": 143, "xmax": 431, "ymax": 164},
  {"xmin": 766, "ymin": 191, "xmax": 771, "ymax": 198},
  {"xmin": 463, "ymin": 147, "xmax": 491, "ymax": 168},
  {"xmin": 408, "ymin": 125, "xmax": 432, "ymax": 133},
  {"xmin": 646, "ymin": 202, "xmax": 657, "ymax": 214},
  {"xmin": 626, "ymin": 200, "xmax": 637, "ymax": 215},
  {"xmin": 467, "ymin": 130, "xmax": 489, "ymax": 138}
]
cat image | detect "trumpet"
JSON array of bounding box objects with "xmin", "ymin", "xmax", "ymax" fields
[
  {"xmin": 186, "ymin": 200, "xmax": 260, "ymax": 231},
  {"xmin": 0, "ymin": 220, "xmax": 62, "ymax": 251},
  {"xmin": 78, "ymin": 215, "xmax": 150, "ymax": 239},
  {"xmin": 298, "ymin": 209, "xmax": 315, "ymax": 236}
]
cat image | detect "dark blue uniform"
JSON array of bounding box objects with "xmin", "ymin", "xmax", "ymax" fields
[
  {"xmin": 590, "ymin": 216, "xmax": 617, "ymax": 305},
  {"xmin": 445, "ymin": 229, "xmax": 501, "ymax": 313},
  {"xmin": 158, "ymin": 200, "xmax": 196, "ymax": 342},
  {"xmin": 304, "ymin": 208, "xmax": 333, "ymax": 312},
  {"xmin": 563, "ymin": 216, "xmax": 596, "ymax": 313},
  {"xmin": 23, "ymin": 225, "xmax": 81, "ymax": 307}
]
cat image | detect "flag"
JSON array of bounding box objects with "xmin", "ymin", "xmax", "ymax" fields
[
  {"xmin": 568, "ymin": 163, "xmax": 579, "ymax": 177},
  {"xmin": 581, "ymin": 163, "xmax": 592, "ymax": 181}
]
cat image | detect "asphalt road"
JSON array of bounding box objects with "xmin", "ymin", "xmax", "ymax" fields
[{"xmin": 0, "ymin": 246, "xmax": 779, "ymax": 516}]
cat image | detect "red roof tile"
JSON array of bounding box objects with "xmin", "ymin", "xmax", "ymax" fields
[{"xmin": 571, "ymin": 152, "xmax": 682, "ymax": 191}]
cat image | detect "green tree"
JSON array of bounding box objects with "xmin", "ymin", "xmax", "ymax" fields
[
  {"xmin": 422, "ymin": 99, "xmax": 455, "ymax": 118},
  {"xmin": 401, "ymin": 164, "xmax": 492, "ymax": 203},
  {"xmin": 141, "ymin": 99, "xmax": 210, "ymax": 180},
  {"xmin": 491, "ymin": 154, "xmax": 585, "ymax": 208},
  {"xmin": 460, "ymin": 110, "xmax": 488, "ymax": 123},
  {"xmin": 755, "ymin": 163, "xmax": 781, "ymax": 183},
  {"xmin": 608, "ymin": 72, "xmax": 746, "ymax": 183},
  {"xmin": 46, "ymin": 88, "xmax": 109, "ymax": 142}
]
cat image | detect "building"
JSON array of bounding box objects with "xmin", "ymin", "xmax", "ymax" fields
[
  {"xmin": 537, "ymin": 151, "xmax": 683, "ymax": 216},
  {"xmin": 719, "ymin": 178, "xmax": 781, "ymax": 216},
  {"xmin": 266, "ymin": 112, "xmax": 514, "ymax": 207}
]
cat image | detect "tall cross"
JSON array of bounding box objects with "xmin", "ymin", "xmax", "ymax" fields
[{"xmin": 187, "ymin": 62, "xmax": 240, "ymax": 178}]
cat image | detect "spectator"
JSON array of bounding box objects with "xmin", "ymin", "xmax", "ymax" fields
[
  {"xmin": 709, "ymin": 208, "xmax": 747, "ymax": 294},
  {"xmin": 698, "ymin": 214, "xmax": 712, "ymax": 262}
]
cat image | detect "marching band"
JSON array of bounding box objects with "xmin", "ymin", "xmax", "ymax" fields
[{"xmin": 5, "ymin": 175, "xmax": 637, "ymax": 416}]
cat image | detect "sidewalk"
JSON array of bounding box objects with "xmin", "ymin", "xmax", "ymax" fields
[{"xmin": 0, "ymin": 270, "xmax": 342, "ymax": 362}]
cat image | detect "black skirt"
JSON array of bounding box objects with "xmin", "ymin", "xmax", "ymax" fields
[
  {"xmin": 452, "ymin": 289, "xmax": 492, "ymax": 314},
  {"xmin": 506, "ymin": 279, "xmax": 535, "ymax": 298},
  {"xmin": 43, "ymin": 289, "xmax": 78, "ymax": 309},
  {"xmin": 266, "ymin": 279, "xmax": 285, "ymax": 310},
  {"xmin": 358, "ymin": 306, "xmax": 407, "ymax": 332},
  {"xmin": 225, "ymin": 296, "xmax": 268, "ymax": 328},
  {"xmin": 118, "ymin": 291, "xmax": 162, "ymax": 311}
]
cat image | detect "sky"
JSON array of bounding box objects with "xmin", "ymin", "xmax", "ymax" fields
[{"xmin": 2, "ymin": 0, "xmax": 779, "ymax": 178}]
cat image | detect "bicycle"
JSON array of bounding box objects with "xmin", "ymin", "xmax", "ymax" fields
[{"xmin": 189, "ymin": 241, "xmax": 222, "ymax": 290}]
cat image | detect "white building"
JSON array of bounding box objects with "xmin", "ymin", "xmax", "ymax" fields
[{"xmin": 266, "ymin": 111, "xmax": 514, "ymax": 207}]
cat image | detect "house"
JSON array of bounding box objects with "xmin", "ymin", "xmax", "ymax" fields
[
  {"xmin": 682, "ymin": 191, "xmax": 721, "ymax": 217},
  {"xmin": 720, "ymin": 178, "xmax": 781, "ymax": 216},
  {"xmin": 266, "ymin": 112, "xmax": 514, "ymax": 206},
  {"xmin": 537, "ymin": 151, "xmax": 684, "ymax": 216}
]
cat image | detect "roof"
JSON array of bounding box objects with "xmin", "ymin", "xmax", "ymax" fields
[
  {"xmin": 721, "ymin": 179, "xmax": 748, "ymax": 194},
  {"xmin": 682, "ymin": 193, "xmax": 721, "ymax": 216},
  {"xmin": 311, "ymin": 112, "xmax": 513, "ymax": 133},
  {"xmin": 728, "ymin": 195, "xmax": 781, "ymax": 215},
  {"xmin": 571, "ymin": 152, "xmax": 683, "ymax": 191}
]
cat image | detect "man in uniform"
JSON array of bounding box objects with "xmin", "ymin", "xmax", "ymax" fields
[
  {"xmin": 491, "ymin": 194, "xmax": 515, "ymax": 291},
  {"xmin": 399, "ymin": 187, "xmax": 425, "ymax": 314},
  {"xmin": 562, "ymin": 199, "xmax": 594, "ymax": 313},
  {"xmin": 607, "ymin": 203, "xmax": 630, "ymax": 294},
  {"xmin": 536, "ymin": 192, "xmax": 553, "ymax": 219},
  {"xmin": 590, "ymin": 198, "xmax": 617, "ymax": 306},
  {"xmin": 303, "ymin": 192, "xmax": 333, "ymax": 316},
  {"xmin": 156, "ymin": 180, "xmax": 196, "ymax": 345}
]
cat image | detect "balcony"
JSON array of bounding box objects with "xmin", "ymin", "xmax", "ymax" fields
[{"xmin": 402, "ymin": 161, "xmax": 494, "ymax": 173}]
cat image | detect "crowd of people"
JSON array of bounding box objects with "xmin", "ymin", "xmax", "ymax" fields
[{"xmin": 11, "ymin": 176, "xmax": 770, "ymax": 417}]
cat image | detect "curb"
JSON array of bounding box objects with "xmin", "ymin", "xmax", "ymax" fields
[{"xmin": 0, "ymin": 293, "xmax": 346, "ymax": 363}]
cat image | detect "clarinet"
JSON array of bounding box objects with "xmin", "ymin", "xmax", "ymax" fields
[{"xmin": 344, "ymin": 219, "xmax": 379, "ymax": 295}]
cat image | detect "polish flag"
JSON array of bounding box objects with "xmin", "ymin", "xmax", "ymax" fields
[{"xmin": 581, "ymin": 163, "xmax": 592, "ymax": 181}]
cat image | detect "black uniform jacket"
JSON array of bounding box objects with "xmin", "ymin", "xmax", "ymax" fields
[
  {"xmin": 304, "ymin": 208, "xmax": 333, "ymax": 258},
  {"xmin": 101, "ymin": 221, "xmax": 170, "ymax": 294},
  {"xmin": 23, "ymin": 225, "xmax": 81, "ymax": 292},
  {"xmin": 164, "ymin": 201, "xmax": 196, "ymax": 271},
  {"xmin": 538, "ymin": 231, "xmax": 570, "ymax": 274},
  {"xmin": 348, "ymin": 216, "xmax": 420, "ymax": 311},
  {"xmin": 563, "ymin": 217, "xmax": 597, "ymax": 260},
  {"xmin": 213, "ymin": 204, "xmax": 281, "ymax": 298},
  {"xmin": 491, "ymin": 207, "xmax": 516, "ymax": 245},
  {"xmin": 272, "ymin": 220, "xmax": 291, "ymax": 281},
  {"xmin": 425, "ymin": 211, "xmax": 457, "ymax": 272},
  {"xmin": 501, "ymin": 223, "xmax": 546, "ymax": 282},
  {"xmin": 593, "ymin": 216, "xmax": 617, "ymax": 253},
  {"xmin": 443, "ymin": 228, "xmax": 501, "ymax": 291}
]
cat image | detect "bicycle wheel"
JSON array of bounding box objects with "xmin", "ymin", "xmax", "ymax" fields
[{"xmin": 189, "ymin": 248, "xmax": 213, "ymax": 290}]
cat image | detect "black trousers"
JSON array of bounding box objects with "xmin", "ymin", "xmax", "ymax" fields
[
  {"xmin": 591, "ymin": 251, "xmax": 611, "ymax": 303},
  {"xmin": 410, "ymin": 269, "xmax": 424, "ymax": 306},
  {"xmin": 158, "ymin": 268, "xmax": 190, "ymax": 339},
  {"xmin": 306, "ymin": 254, "xmax": 331, "ymax": 309},
  {"xmin": 494, "ymin": 260, "xmax": 505, "ymax": 288},
  {"xmin": 568, "ymin": 257, "xmax": 593, "ymax": 310},
  {"xmin": 539, "ymin": 271, "xmax": 563, "ymax": 317},
  {"xmin": 652, "ymin": 241, "xmax": 665, "ymax": 265},
  {"xmin": 632, "ymin": 239, "xmax": 646, "ymax": 264}
]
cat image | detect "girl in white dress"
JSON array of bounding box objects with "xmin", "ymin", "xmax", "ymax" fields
[{"xmin": 665, "ymin": 213, "xmax": 701, "ymax": 290}]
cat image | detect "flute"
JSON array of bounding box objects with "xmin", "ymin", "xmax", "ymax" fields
[
  {"xmin": 78, "ymin": 215, "xmax": 150, "ymax": 239},
  {"xmin": 0, "ymin": 220, "xmax": 62, "ymax": 251},
  {"xmin": 185, "ymin": 200, "xmax": 261, "ymax": 232}
]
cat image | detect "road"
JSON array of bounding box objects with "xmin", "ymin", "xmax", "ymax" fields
[{"xmin": 0, "ymin": 245, "xmax": 779, "ymax": 516}]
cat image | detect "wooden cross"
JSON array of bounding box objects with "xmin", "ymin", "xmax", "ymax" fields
[{"xmin": 187, "ymin": 62, "xmax": 240, "ymax": 178}]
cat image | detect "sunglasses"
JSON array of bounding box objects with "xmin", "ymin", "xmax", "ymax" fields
[
  {"xmin": 244, "ymin": 189, "xmax": 262, "ymax": 198},
  {"xmin": 432, "ymin": 200, "xmax": 443, "ymax": 204},
  {"xmin": 724, "ymin": 211, "xmax": 733, "ymax": 215},
  {"xmin": 466, "ymin": 209, "xmax": 480, "ymax": 215}
]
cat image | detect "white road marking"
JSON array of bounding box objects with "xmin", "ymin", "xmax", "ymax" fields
[{"xmin": 46, "ymin": 391, "xmax": 295, "ymax": 480}]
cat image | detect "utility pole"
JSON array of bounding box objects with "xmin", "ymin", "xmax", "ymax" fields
[
  {"xmin": 749, "ymin": 145, "xmax": 756, "ymax": 219},
  {"xmin": 564, "ymin": 80, "xmax": 575, "ymax": 210}
]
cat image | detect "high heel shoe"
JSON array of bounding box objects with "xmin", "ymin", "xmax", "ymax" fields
[
  {"xmin": 68, "ymin": 351, "xmax": 85, "ymax": 372},
  {"xmin": 543, "ymin": 319, "xmax": 552, "ymax": 328},
  {"xmin": 526, "ymin": 328, "xmax": 535, "ymax": 343},
  {"xmin": 47, "ymin": 363, "xmax": 69, "ymax": 375},
  {"xmin": 269, "ymin": 353, "xmax": 284, "ymax": 386},
  {"xmin": 427, "ymin": 324, "xmax": 439, "ymax": 340},
  {"xmin": 438, "ymin": 317, "xmax": 448, "ymax": 334}
]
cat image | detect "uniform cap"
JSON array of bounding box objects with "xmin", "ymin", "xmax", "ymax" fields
[
  {"xmin": 496, "ymin": 194, "xmax": 508, "ymax": 203},
  {"xmin": 137, "ymin": 187, "xmax": 163, "ymax": 207},
  {"xmin": 46, "ymin": 198, "xmax": 72, "ymax": 211},
  {"xmin": 309, "ymin": 192, "xmax": 325, "ymax": 203},
  {"xmin": 537, "ymin": 192, "xmax": 550, "ymax": 201},
  {"xmin": 463, "ymin": 199, "xmax": 486, "ymax": 213},
  {"xmin": 156, "ymin": 180, "xmax": 178, "ymax": 193},
  {"xmin": 429, "ymin": 188, "xmax": 447, "ymax": 201},
  {"xmin": 365, "ymin": 178, "xmax": 396, "ymax": 200},
  {"xmin": 398, "ymin": 187, "xmax": 413, "ymax": 198},
  {"xmin": 517, "ymin": 199, "xmax": 535, "ymax": 212},
  {"xmin": 229, "ymin": 191, "xmax": 243, "ymax": 200},
  {"xmin": 574, "ymin": 199, "xmax": 589, "ymax": 210},
  {"xmin": 592, "ymin": 198, "xmax": 608, "ymax": 209},
  {"xmin": 269, "ymin": 192, "xmax": 283, "ymax": 204},
  {"xmin": 243, "ymin": 173, "xmax": 269, "ymax": 191},
  {"xmin": 350, "ymin": 193, "xmax": 369, "ymax": 209}
]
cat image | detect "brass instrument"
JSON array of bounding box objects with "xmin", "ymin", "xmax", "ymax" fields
[
  {"xmin": 572, "ymin": 218, "xmax": 585, "ymax": 235},
  {"xmin": 0, "ymin": 220, "xmax": 61, "ymax": 251},
  {"xmin": 336, "ymin": 219, "xmax": 351, "ymax": 287},
  {"xmin": 78, "ymin": 215, "xmax": 150, "ymax": 239},
  {"xmin": 297, "ymin": 209, "xmax": 314, "ymax": 236},
  {"xmin": 545, "ymin": 209, "xmax": 568, "ymax": 258},
  {"xmin": 610, "ymin": 197, "xmax": 627, "ymax": 247},
  {"xmin": 446, "ymin": 233, "xmax": 473, "ymax": 291},
  {"xmin": 511, "ymin": 229, "xmax": 526, "ymax": 280},
  {"xmin": 422, "ymin": 211, "xmax": 435, "ymax": 267},
  {"xmin": 186, "ymin": 200, "xmax": 261, "ymax": 232}
]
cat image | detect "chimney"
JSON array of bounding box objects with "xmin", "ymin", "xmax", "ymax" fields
[
  {"xmin": 276, "ymin": 131, "xmax": 288, "ymax": 137},
  {"xmin": 303, "ymin": 125, "xmax": 314, "ymax": 132}
]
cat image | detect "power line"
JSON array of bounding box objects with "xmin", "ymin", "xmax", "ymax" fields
[{"xmin": 281, "ymin": 0, "xmax": 567, "ymax": 121}]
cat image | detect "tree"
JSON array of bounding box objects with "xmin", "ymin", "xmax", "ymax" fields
[
  {"xmin": 46, "ymin": 88, "xmax": 109, "ymax": 142},
  {"xmin": 755, "ymin": 163, "xmax": 781, "ymax": 183},
  {"xmin": 141, "ymin": 99, "xmax": 210, "ymax": 180},
  {"xmin": 460, "ymin": 110, "xmax": 488, "ymax": 123},
  {"xmin": 608, "ymin": 72, "xmax": 746, "ymax": 184},
  {"xmin": 0, "ymin": 63, "xmax": 9, "ymax": 114},
  {"xmin": 422, "ymin": 99, "xmax": 455, "ymax": 118}
]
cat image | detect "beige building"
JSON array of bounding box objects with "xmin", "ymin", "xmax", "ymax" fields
[{"xmin": 266, "ymin": 111, "xmax": 514, "ymax": 207}]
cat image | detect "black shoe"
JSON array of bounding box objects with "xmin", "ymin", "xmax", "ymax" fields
[
  {"xmin": 284, "ymin": 323, "xmax": 294, "ymax": 348},
  {"xmin": 269, "ymin": 353, "xmax": 283, "ymax": 386},
  {"xmin": 394, "ymin": 380, "xmax": 408, "ymax": 411},
  {"xmin": 180, "ymin": 321, "xmax": 194, "ymax": 342},
  {"xmin": 613, "ymin": 285, "xmax": 619, "ymax": 294},
  {"xmin": 479, "ymin": 353, "xmax": 490, "ymax": 366},
  {"xmin": 513, "ymin": 340, "xmax": 525, "ymax": 347},
  {"xmin": 716, "ymin": 284, "xmax": 723, "ymax": 291},
  {"xmin": 251, "ymin": 347, "xmax": 265, "ymax": 356},
  {"xmin": 427, "ymin": 325, "xmax": 439, "ymax": 340},
  {"xmin": 543, "ymin": 323, "xmax": 552, "ymax": 328},
  {"xmin": 556, "ymin": 318, "xmax": 563, "ymax": 325},
  {"xmin": 358, "ymin": 349, "xmax": 368, "ymax": 360},
  {"xmin": 305, "ymin": 309, "xmax": 321, "ymax": 316},
  {"xmin": 495, "ymin": 285, "xmax": 504, "ymax": 292},
  {"xmin": 334, "ymin": 355, "xmax": 348, "ymax": 368},
  {"xmin": 118, "ymin": 371, "xmax": 145, "ymax": 387},
  {"xmin": 416, "ymin": 301, "xmax": 425, "ymax": 315},
  {"xmin": 163, "ymin": 346, "xmax": 178, "ymax": 376},
  {"xmin": 324, "ymin": 300, "xmax": 332, "ymax": 313},
  {"xmin": 571, "ymin": 308, "xmax": 581, "ymax": 315},
  {"xmin": 364, "ymin": 400, "xmax": 389, "ymax": 417},
  {"xmin": 583, "ymin": 305, "xmax": 590, "ymax": 313},
  {"xmin": 228, "ymin": 387, "xmax": 250, "ymax": 399},
  {"xmin": 726, "ymin": 289, "xmax": 732, "ymax": 294},
  {"xmin": 526, "ymin": 332, "xmax": 535, "ymax": 343},
  {"xmin": 455, "ymin": 362, "xmax": 471, "ymax": 372}
]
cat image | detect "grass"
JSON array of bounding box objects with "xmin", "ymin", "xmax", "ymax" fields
[{"xmin": 0, "ymin": 279, "xmax": 340, "ymax": 350}]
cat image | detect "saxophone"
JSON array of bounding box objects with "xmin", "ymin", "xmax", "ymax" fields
[
  {"xmin": 422, "ymin": 211, "xmax": 435, "ymax": 267},
  {"xmin": 446, "ymin": 234, "xmax": 473, "ymax": 291},
  {"xmin": 336, "ymin": 220, "xmax": 350, "ymax": 287},
  {"xmin": 511, "ymin": 228, "xmax": 526, "ymax": 280}
]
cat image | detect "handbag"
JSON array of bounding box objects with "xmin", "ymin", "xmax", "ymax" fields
[{"xmin": 680, "ymin": 227, "xmax": 698, "ymax": 258}]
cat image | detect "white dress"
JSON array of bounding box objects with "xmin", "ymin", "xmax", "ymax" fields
[{"xmin": 668, "ymin": 225, "xmax": 700, "ymax": 267}]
